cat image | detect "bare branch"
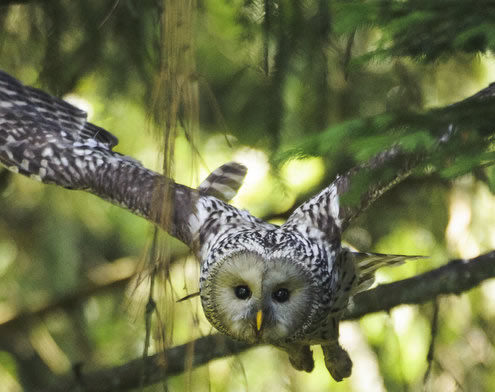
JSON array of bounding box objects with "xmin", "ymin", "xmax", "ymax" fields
[
  {"xmin": 423, "ymin": 300, "xmax": 439, "ymax": 387},
  {"xmin": 344, "ymin": 251, "xmax": 495, "ymax": 319},
  {"xmin": 42, "ymin": 335, "xmax": 250, "ymax": 392},
  {"xmin": 41, "ymin": 251, "xmax": 495, "ymax": 392}
]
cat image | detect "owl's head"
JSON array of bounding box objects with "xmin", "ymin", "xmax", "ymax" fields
[{"xmin": 200, "ymin": 251, "xmax": 317, "ymax": 344}]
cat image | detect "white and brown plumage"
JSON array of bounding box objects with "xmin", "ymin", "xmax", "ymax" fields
[{"xmin": 0, "ymin": 70, "xmax": 421, "ymax": 381}]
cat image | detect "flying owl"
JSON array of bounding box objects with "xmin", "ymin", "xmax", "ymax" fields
[{"xmin": 0, "ymin": 70, "xmax": 420, "ymax": 381}]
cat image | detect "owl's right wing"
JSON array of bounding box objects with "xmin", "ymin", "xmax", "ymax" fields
[{"xmin": 0, "ymin": 70, "xmax": 247, "ymax": 249}]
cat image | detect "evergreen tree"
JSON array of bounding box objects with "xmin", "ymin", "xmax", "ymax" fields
[{"xmin": 1, "ymin": 1, "xmax": 495, "ymax": 390}]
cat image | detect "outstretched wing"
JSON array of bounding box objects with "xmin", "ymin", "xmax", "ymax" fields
[
  {"xmin": 0, "ymin": 70, "xmax": 243, "ymax": 249},
  {"xmin": 0, "ymin": 71, "xmax": 118, "ymax": 150}
]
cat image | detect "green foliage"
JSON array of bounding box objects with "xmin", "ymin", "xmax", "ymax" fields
[
  {"xmin": 1, "ymin": 0, "xmax": 495, "ymax": 391},
  {"xmin": 0, "ymin": 0, "xmax": 160, "ymax": 98},
  {"xmin": 334, "ymin": 0, "xmax": 495, "ymax": 61},
  {"xmin": 377, "ymin": 0, "xmax": 495, "ymax": 61}
]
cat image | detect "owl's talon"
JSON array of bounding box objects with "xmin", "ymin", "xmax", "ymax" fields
[
  {"xmin": 322, "ymin": 342, "xmax": 353, "ymax": 381},
  {"xmin": 289, "ymin": 353, "xmax": 314, "ymax": 373},
  {"xmin": 279, "ymin": 344, "xmax": 314, "ymax": 373}
]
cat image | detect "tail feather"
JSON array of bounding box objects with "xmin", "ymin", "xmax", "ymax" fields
[{"xmin": 352, "ymin": 251, "xmax": 425, "ymax": 292}]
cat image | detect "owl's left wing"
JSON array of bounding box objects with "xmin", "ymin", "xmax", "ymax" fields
[{"xmin": 351, "ymin": 251, "xmax": 425, "ymax": 292}]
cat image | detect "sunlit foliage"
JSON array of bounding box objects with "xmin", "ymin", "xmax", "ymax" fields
[{"xmin": 1, "ymin": 0, "xmax": 495, "ymax": 391}]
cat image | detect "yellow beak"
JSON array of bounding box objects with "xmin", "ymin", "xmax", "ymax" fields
[{"xmin": 256, "ymin": 310, "xmax": 263, "ymax": 331}]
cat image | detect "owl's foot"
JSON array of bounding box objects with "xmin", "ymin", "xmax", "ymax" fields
[
  {"xmin": 277, "ymin": 343, "xmax": 315, "ymax": 373},
  {"xmin": 289, "ymin": 345, "xmax": 314, "ymax": 372},
  {"xmin": 321, "ymin": 341, "xmax": 352, "ymax": 381}
]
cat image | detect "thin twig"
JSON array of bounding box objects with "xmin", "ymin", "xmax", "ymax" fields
[
  {"xmin": 98, "ymin": 0, "xmax": 120, "ymax": 29},
  {"xmin": 423, "ymin": 300, "xmax": 439, "ymax": 390}
]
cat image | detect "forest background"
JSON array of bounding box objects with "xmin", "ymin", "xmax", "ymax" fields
[{"xmin": 1, "ymin": 1, "xmax": 495, "ymax": 391}]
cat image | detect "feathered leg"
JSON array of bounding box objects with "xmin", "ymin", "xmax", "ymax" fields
[
  {"xmin": 319, "ymin": 314, "xmax": 352, "ymax": 381},
  {"xmin": 276, "ymin": 343, "xmax": 314, "ymax": 373}
]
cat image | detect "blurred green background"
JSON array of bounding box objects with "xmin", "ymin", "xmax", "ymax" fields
[{"xmin": 1, "ymin": 0, "xmax": 495, "ymax": 391}]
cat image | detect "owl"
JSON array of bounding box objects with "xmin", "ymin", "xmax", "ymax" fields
[{"xmin": 0, "ymin": 70, "xmax": 419, "ymax": 381}]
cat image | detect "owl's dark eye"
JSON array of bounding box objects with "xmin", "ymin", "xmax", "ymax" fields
[
  {"xmin": 272, "ymin": 288, "xmax": 290, "ymax": 303},
  {"xmin": 234, "ymin": 285, "xmax": 251, "ymax": 300}
]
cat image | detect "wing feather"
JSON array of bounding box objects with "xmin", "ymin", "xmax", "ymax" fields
[
  {"xmin": 198, "ymin": 162, "xmax": 247, "ymax": 202},
  {"xmin": 352, "ymin": 251, "xmax": 426, "ymax": 292},
  {"xmin": 0, "ymin": 71, "xmax": 204, "ymax": 248}
]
